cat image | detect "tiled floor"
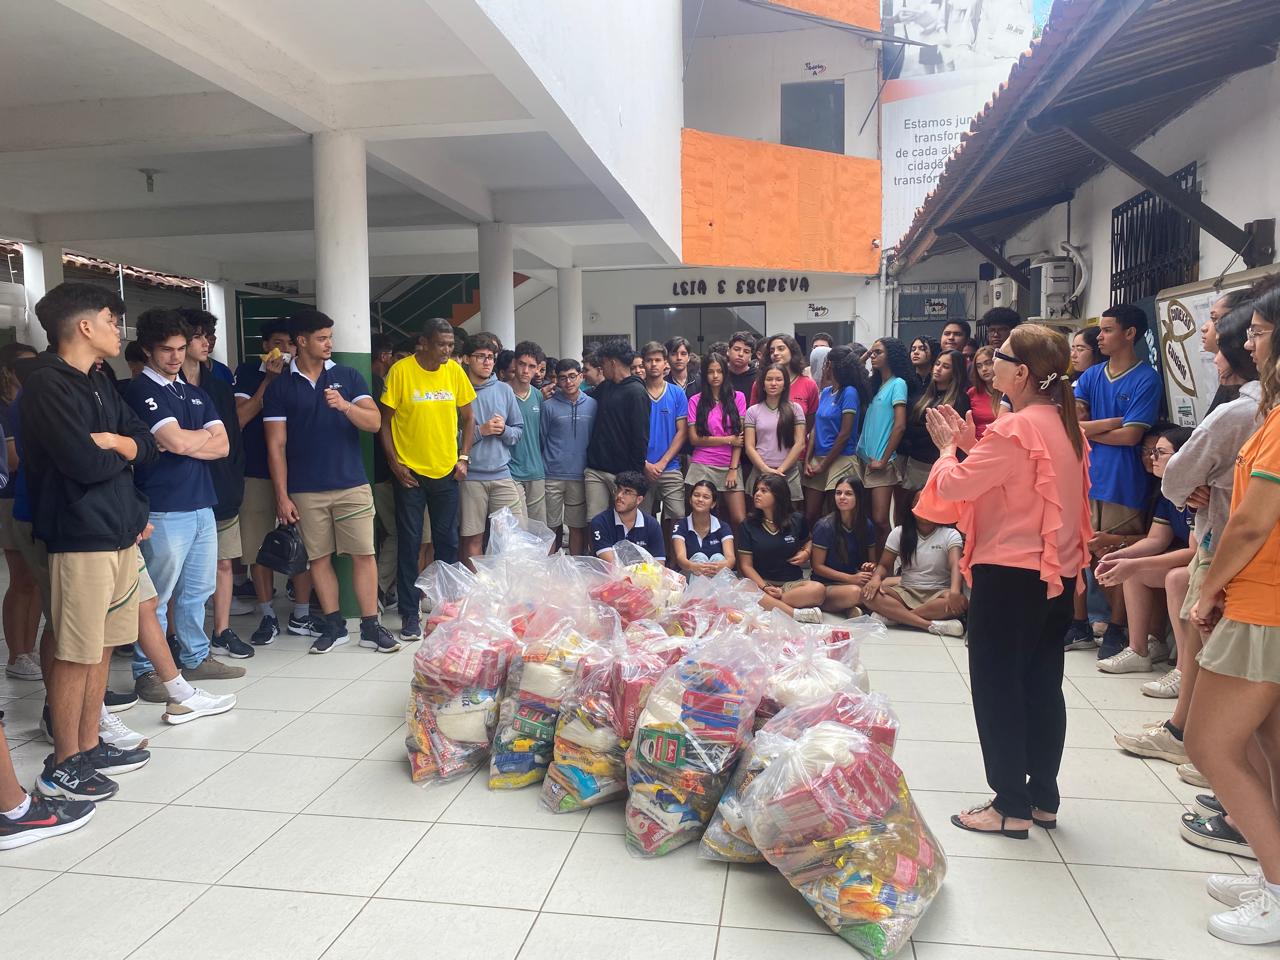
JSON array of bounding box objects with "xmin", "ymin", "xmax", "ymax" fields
[{"xmin": 0, "ymin": 601, "xmax": 1264, "ymax": 960}]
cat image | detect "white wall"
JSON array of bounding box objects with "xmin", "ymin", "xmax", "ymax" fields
[
  {"xmin": 897, "ymin": 59, "xmax": 1280, "ymax": 321},
  {"xmin": 684, "ymin": 27, "xmax": 879, "ymax": 160},
  {"xmin": 512, "ymin": 283, "xmax": 561, "ymax": 353}
]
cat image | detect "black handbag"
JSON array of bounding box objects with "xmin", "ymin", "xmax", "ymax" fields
[{"xmin": 256, "ymin": 523, "xmax": 308, "ymax": 576}]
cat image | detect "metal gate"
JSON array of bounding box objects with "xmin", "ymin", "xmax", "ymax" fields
[{"xmin": 1110, "ymin": 162, "xmax": 1200, "ymax": 305}]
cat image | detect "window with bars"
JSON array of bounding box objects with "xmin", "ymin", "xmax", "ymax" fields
[{"xmin": 1110, "ymin": 162, "xmax": 1200, "ymax": 305}]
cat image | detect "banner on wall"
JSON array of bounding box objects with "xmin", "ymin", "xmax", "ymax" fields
[{"xmin": 881, "ymin": 0, "xmax": 1052, "ymax": 246}]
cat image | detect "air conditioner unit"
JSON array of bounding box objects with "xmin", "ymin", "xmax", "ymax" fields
[{"xmin": 1033, "ymin": 256, "xmax": 1075, "ymax": 320}]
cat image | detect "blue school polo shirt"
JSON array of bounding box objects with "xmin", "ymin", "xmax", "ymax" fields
[
  {"xmin": 233, "ymin": 361, "xmax": 271, "ymax": 480},
  {"xmin": 589, "ymin": 508, "xmax": 666, "ymax": 559},
  {"xmin": 261, "ymin": 359, "xmax": 372, "ymax": 494},
  {"xmin": 646, "ymin": 382, "xmax": 688, "ymax": 472},
  {"xmin": 1074, "ymin": 361, "xmax": 1162, "ymax": 509},
  {"xmin": 124, "ymin": 367, "xmax": 219, "ymax": 512}
]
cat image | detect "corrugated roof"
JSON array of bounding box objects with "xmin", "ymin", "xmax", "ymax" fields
[
  {"xmin": 892, "ymin": 0, "xmax": 1280, "ymax": 270},
  {"xmin": 0, "ymin": 239, "xmax": 203, "ymax": 291}
]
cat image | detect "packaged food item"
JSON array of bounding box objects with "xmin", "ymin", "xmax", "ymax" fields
[
  {"xmin": 662, "ymin": 569, "xmax": 763, "ymax": 636},
  {"xmin": 405, "ymin": 614, "xmax": 517, "ymax": 783},
  {"xmin": 756, "ymin": 627, "xmax": 867, "ymax": 727},
  {"xmin": 741, "ymin": 719, "xmax": 944, "ymax": 958},
  {"xmin": 414, "ymin": 561, "xmax": 478, "ymax": 637},
  {"xmin": 589, "ymin": 542, "xmax": 686, "ymax": 625},
  {"xmin": 623, "ymin": 628, "xmax": 777, "ymax": 857}
]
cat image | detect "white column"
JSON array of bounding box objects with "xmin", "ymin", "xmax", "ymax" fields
[
  {"xmin": 557, "ymin": 266, "xmax": 583, "ymax": 359},
  {"xmin": 312, "ymin": 131, "xmax": 370, "ymax": 355},
  {"xmin": 478, "ymin": 222, "xmax": 515, "ymax": 350},
  {"xmin": 21, "ymin": 242, "xmax": 64, "ymax": 350},
  {"xmin": 204, "ymin": 280, "xmax": 234, "ymax": 366}
]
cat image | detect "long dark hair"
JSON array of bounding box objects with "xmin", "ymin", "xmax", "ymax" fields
[
  {"xmin": 823, "ymin": 476, "xmax": 868, "ymax": 571},
  {"xmin": 892, "ymin": 507, "xmax": 922, "ymax": 570},
  {"xmin": 911, "ymin": 349, "xmax": 971, "ymax": 420},
  {"xmin": 870, "ymin": 337, "xmax": 913, "ymax": 392},
  {"xmin": 755, "ymin": 362, "xmax": 797, "ymax": 450},
  {"xmin": 0, "ymin": 342, "xmax": 37, "ymax": 405},
  {"xmin": 748, "ymin": 473, "xmax": 795, "ymax": 528},
  {"xmin": 1217, "ymin": 303, "xmax": 1258, "ymax": 383},
  {"xmin": 687, "ymin": 478, "xmax": 717, "ymax": 513},
  {"xmin": 695, "ymin": 352, "xmax": 742, "ymax": 437},
  {"xmin": 766, "ymin": 334, "xmax": 806, "ymax": 378},
  {"xmin": 827, "ymin": 343, "xmax": 873, "ymax": 409},
  {"xmin": 911, "ymin": 336, "xmax": 939, "ymax": 382}
]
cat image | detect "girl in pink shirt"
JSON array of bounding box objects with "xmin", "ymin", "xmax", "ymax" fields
[
  {"xmin": 915, "ymin": 324, "xmax": 1091, "ymax": 840},
  {"xmin": 752, "ymin": 334, "xmax": 819, "ymax": 422}
]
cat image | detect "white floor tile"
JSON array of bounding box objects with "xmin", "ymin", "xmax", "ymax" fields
[
  {"xmin": 913, "ymin": 946, "xmax": 1116, "ymax": 960},
  {"xmin": 542, "ymin": 832, "xmax": 727, "ymax": 925},
  {"xmin": 0, "ymin": 799, "xmax": 162, "ymax": 873},
  {"xmin": 1069, "ymin": 674, "xmax": 1163, "ymax": 711},
  {"xmin": 0, "ymin": 873, "xmax": 206, "ymax": 956},
  {"xmin": 1073, "ymin": 863, "xmax": 1265, "ymax": 960},
  {"xmin": 1098, "ymin": 706, "xmax": 1176, "ymax": 736},
  {"xmin": 364, "ymin": 722, "xmax": 410, "ymax": 761},
  {"xmin": 1143, "ymin": 757, "xmax": 1207, "ymax": 804},
  {"xmin": 891, "ymin": 740, "xmax": 991, "ymax": 793},
  {"xmin": 249, "ymin": 711, "xmax": 402, "ymax": 759},
  {"xmin": 716, "ymin": 927, "xmax": 861, "ymax": 960},
  {"xmin": 221, "ymin": 813, "xmax": 427, "ymax": 895},
  {"xmin": 175, "ymin": 752, "xmax": 355, "ymax": 813},
  {"xmin": 359, "ymin": 648, "xmax": 419, "ymax": 682},
  {"xmin": 1057, "ymin": 747, "xmax": 1172, "ymax": 802},
  {"xmin": 520, "ymin": 913, "xmax": 718, "ymax": 960},
  {"xmin": 110, "ymin": 746, "xmax": 241, "ymax": 804},
  {"xmin": 437, "ymin": 768, "xmax": 584, "ymax": 831},
  {"xmin": 721, "ymin": 861, "xmax": 829, "ymax": 934},
  {"xmin": 0, "ymin": 865, "xmax": 57, "ymax": 913},
  {"xmin": 859, "ymin": 645, "xmax": 957, "ymax": 673},
  {"xmin": 306, "ymin": 758, "xmax": 465, "ymax": 820},
  {"xmin": 130, "ymin": 885, "xmax": 365, "ymax": 960},
  {"xmin": 149, "ymin": 706, "xmax": 303, "ymax": 751},
  {"xmin": 268, "ymin": 647, "xmax": 383, "ymax": 680},
  {"xmin": 580, "ymin": 801, "xmax": 627, "ymax": 835},
  {"xmin": 230, "ymin": 676, "xmax": 349, "ymax": 712},
  {"xmin": 1064, "ymin": 707, "xmax": 1132, "ymax": 749},
  {"xmin": 912, "ymin": 857, "xmax": 1111, "ymax": 954},
  {"xmin": 909, "ymin": 791, "xmax": 1062, "ymax": 862},
  {"xmin": 313, "ymin": 678, "xmax": 411, "ymax": 716},
  {"xmin": 71, "ymin": 805, "xmax": 288, "ymax": 882},
  {"xmin": 892, "ymin": 701, "xmax": 979, "ymax": 743},
  {"xmin": 867, "ymin": 670, "xmax": 972, "ymax": 704},
  {"xmin": 324, "ymin": 898, "xmax": 534, "ymax": 960},
  {"xmin": 1051, "ymin": 798, "xmax": 1241, "ymax": 872},
  {"xmin": 381, "ymin": 822, "xmax": 573, "ymax": 909}
]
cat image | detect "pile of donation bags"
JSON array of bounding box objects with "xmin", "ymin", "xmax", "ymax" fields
[{"xmin": 403, "ymin": 512, "xmax": 945, "ymax": 956}]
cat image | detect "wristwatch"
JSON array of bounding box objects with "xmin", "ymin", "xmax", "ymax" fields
[{"xmin": 458, "ymin": 454, "xmax": 471, "ymax": 463}]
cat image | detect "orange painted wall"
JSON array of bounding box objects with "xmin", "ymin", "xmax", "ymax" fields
[
  {"xmin": 681, "ymin": 128, "xmax": 882, "ymax": 276},
  {"xmin": 771, "ymin": 0, "xmax": 879, "ymax": 31}
]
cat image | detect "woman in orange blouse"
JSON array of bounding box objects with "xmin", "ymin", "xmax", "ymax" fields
[{"xmin": 916, "ymin": 324, "xmax": 1091, "ymax": 839}]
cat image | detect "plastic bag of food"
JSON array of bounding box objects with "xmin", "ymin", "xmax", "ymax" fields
[
  {"xmin": 623, "ymin": 628, "xmax": 778, "ymax": 857},
  {"xmin": 757, "ymin": 628, "xmax": 867, "ymax": 727},
  {"xmin": 414, "ymin": 561, "xmax": 479, "ymax": 636},
  {"xmin": 741, "ymin": 720, "xmax": 944, "ymax": 958},
  {"xmin": 663, "ymin": 568, "xmax": 763, "ymax": 636},
  {"xmin": 406, "ymin": 614, "xmax": 517, "ymax": 783},
  {"xmin": 589, "ymin": 542, "xmax": 685, "ymax": 625}
]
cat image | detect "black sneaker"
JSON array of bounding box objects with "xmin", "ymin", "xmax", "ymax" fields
[
  {"xmin": 40, "ymin": 703, "xmax": 54, "ymax": 744},
  {"xmin": 1181, "ymin": 812, "xmax": 1254, "ymax": 856},
  {"xmin": 112, "ymin": 643, "xmax": 135, "ymax": 659},
  {"xmin": 1196, "ymin": 794, "xmax": 1227, "ymax": 818},
  {"xmin": 0, "ymin": 794, "xmax": 96, "ymax": 850},
  {"xmin": 359, "ymin": 621, "xmax": 402, "ymax": 654},
  {"xmin": 212, "ymin": 628, "xmax": 255, "ymax": 659},
  {"xmin": 400, "ymin": 613, "xmax": 422, "ymax": 642},
  {"xmin": 309, "ymin": 618, "xmax": 350, "ymax": 655},
  {"xmin": 104, "ymin": 689, "xmax": 139, "ymax": 713},
  {"xmin": 286, "ymin": 579, "xmax": 296, "ymax": 602},
  {"xmin": 36, "ymin": 753, "xmax": 119, "ymax": 802},
  {"xmin": 1097, "ymin": 624, "xmax": 1127, "ymax": 660},
  {"xmin": 251, "ymin": 614, "xmax": 280, "ymax": 646},
  {"xmin": 289, "ymin": 614, "xmax": 325, "ymax": 638},
  {"xmin": 233, "ymin": 579, "xmax": 264, "ymax": 600},
  {"xmin": 84, "ymin": 738, "xmax": 151, "ymax": 776},
  {"xmin": 1063, "ymin": 620, "xmax": 1094, "ymax": 651}
]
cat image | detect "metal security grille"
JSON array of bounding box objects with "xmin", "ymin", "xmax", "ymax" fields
[{"xmin": 1110, "ymin": 162, "xmax": 1200, "ymax": 305}]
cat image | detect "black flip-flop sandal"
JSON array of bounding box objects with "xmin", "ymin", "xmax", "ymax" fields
[
  {"xmin": 950, "ymin": 801, "xmax": 1029, "ymax": 839},
  {"xmin": 1031, "ymin": 810, "xmax": 1057, "ymax": 830}
]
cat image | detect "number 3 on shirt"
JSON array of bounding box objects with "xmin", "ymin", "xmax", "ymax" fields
[{"xmin": 144, "ymin": 397, "xmax": 158, "ymax": 412}]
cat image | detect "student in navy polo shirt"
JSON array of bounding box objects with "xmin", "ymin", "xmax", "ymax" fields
[
  {"xmin": 263, "ymin": 311, "xmax": 399, "ymax": 655},
  {"xmin": 124, "ymin": 309, "xmax": 240, "ymax": 687},
  {"xmin": 233, "ymin": 320, "xmax": 317, "ymax": 645},
  {"xmin": 640, "ymin": 340, "xmax": 687, "ymax": 561},
  {"xmin": 589, "ymin": 470, "xmax": 666, "ymax": 562}
]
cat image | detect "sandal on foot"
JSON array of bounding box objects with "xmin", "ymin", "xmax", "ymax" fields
[
  {"xmin": 950, "ymin": 801, "xmax": 1029, "ymax": 839},
  {"xmin": 1031, "ymin": 808, "xmax": 1057, "ymax": 830}
]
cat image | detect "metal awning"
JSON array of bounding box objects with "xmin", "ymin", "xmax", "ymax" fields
[{"xmin": 892, "ymin": 0, "xmax": 1280, "ymax": 275}]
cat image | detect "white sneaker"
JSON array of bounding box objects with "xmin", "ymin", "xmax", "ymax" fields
[
  {"xmin": 1209, "ymin": 888, "xmax": 1280, "ymax": 945},
  {"xmin": 1142, "ymin": 668, "xmax": 1180, "ymax": 698},
  {"xmin": 791, "ymin": 607, "xmax": 823, "ymax": 624},
  {"xmin": 1097, "ymin": 647, "xmax": 1153, "ymax": 674},
  {"xmin": 1209, "ymin": 872, "xmax": 1266, "ymax": 908},
  {"xmin": 1178, "ymin": 762, "xmax": 1210, "ymax": 787},
  {"xmin": 928, "ymin": 619, "xmax": 965, "ymax": 638},
  {"xmin": 163, "ymin": 687, "xmax": 237, "ymax": 725},
  {"xmin": 1146, "ymin": 636, "xmax": 1171, "ymax": 664},
  {"xmin": 1113, "ymin": 722, "xmax": 1189, "ymax": 764},
  {"xmin": 100, "ymin": 710, "xmax": 148, "ymax": 750},
  {"xmin": 5, "ymin": 653, "xmax": 42, "ymax": 680}
]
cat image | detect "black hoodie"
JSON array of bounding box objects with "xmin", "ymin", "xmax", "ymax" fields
[
  {"xmin": 20, "ymin": 353, "xmax": 157, "ymax": 553},
  {"xmin": 585, "ymin": 374, "xmax": 650, "ymax": 475}
]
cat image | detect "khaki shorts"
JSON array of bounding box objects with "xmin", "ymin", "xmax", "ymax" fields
[
  {"xmin": 900, "ymin": 457, "xmax": 934, "ymax": 492},
  {"xmin": 1198, "ymin": 617, "xmax": 1280, "ymax": 684},
  {"xmin": 1180, "ymin": 543, "xmax": 1213, "ymax": 620},
  {"xmin": 216, "ymin": 515, "xmax": 242, "ymax": 562},
  {"xmin": 584, "ymin": 468, "xmax": 618, "ymax": 521},
  {"xmin": 517, "ymin": 478, "xmax": 547, "ymax": 524},
  {"xmin": 459, "ymin": 478, "xmax": 525, "ymax": 538},
  {"xmin": 13, "ymin": 519, "xmax": 50, "ymax": 621},
  {"xmin": 685, "ymin": 462, "xmax": 746, "ymax": 495},
  {"xmin": 51, "ymin": 546, "xmax": 140, "ymax": 664},
  {"xmin": 800, "ymin": 454, "xmax": 860, "ymax": 493},
  {"xmin": 241, "ymin": 477, "xmax": 277, "ymax": 567},
  {"xmin": 861, "ymin": 457, "xmax": 905, "ymax": 489},
  {"xmin": 546, "ymin": 479, "xmax": 588, "ymax": 529},
  {"xmin": 747, "ymin": 464, "xmax": 803, "ymax": 502},
  {"xmin": 294, "ymin": 484, "xmax": 376, "ymax": 560},
  {"xmin": 643, "ymin": 471, "xmax": 686, "ymax": 520},
  {"xmin": 0, "ymin": 499, "xmax": 17, "ymax": 551},
  {"xmin": 138, "ymin": 553, "xmax": 158, "ymax": 604},
  {"xmin": 765, "ymin": 578, "xmax": 810, "ymax": 594},
  {"xmin": 1090, "ymin": 499, "xmax": 1146, "ymax": 536},
  {"xmin": 885, "ymin": 583, "xmax": 948, "ymax": 609}
]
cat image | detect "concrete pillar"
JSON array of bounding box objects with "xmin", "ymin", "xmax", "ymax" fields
[
  {"xmin": 21, "ymin": 242, "xmax": 64, "ymax": 350},
  {"xmin": 478, "ymin": 222, "xmax": 515, "ymax": 350},
  {"xmin": 312, "ymin": 131, "xmax": 372, "ymax": 619},
  {"xmin": 557, "ymin": 267, "xmax": 583, "ymax": 359},
  {"xmin": 204, "ymin": 280, "xmax": 234, "ymax": 366}
]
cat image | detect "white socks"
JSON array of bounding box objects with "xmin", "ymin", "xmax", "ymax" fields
[
  {"xmin": 2, "ymin": 794, "xmax": 31, "ymax": 820},
  {"xmin": 163, "ymin": 674, "xmax": 197, "ymax": 702},
  {"xmin": 258, "ymin": 601, "xmax": 274, "ymax": 618},
  {"xmin": 293, "ymin": 603, "xmax": 309, "ymax": 620}
]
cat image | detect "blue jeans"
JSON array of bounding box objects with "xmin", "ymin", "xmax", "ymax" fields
[
  {"xmin": 395, "ymin": 471, "xmax": 460, "ymax": 619},
  {"xmin": 134, "ymin": 508, "xmax": 217, "ymax": 678}
]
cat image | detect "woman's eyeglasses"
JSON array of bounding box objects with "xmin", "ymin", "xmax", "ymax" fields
[
  {"xmin": 993, "ymin": 349, "xmax": 1022, "ymax": 365},
  {"xmin": 867, "ymin": 348, "xmax": 885, "ymax": 357}
]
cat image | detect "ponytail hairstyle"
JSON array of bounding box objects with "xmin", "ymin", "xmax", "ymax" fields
[
  {"xmin": 696, "ymin": 352, "xmax": 742, "ymax": 437},
  {"xmin": 911, "ymin": 348, "xmax": 970, "ymax": 420},
  {"xmin": 1007, "ymin": 323, "xmax": 1084, "ymax": 459},
  {"xmin": 894, "ymin": 507, "xmax": 921, "ymax": 571},
  {"xmin": 755, "ymin": 361, "xmax": 797, "ymax": 451}
]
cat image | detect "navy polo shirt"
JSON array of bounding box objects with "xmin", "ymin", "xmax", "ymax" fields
[
  {"xmin": 124, "ymin": 367, "xmax": 219, "ymax": 513},
  {"xmin": 672, "ymin": 515, "xmax": 732, "ymax": 559},
  {"xmin": 233, "ymin": 361, "xmax": 271, "ymax": 480},
  {"xmin": 262, "ymin": 359, "xmax": 372, "ymax": 494},
  {"xmin": 589, "ymin": 508, "xmax": 666, "ymax": 559}
]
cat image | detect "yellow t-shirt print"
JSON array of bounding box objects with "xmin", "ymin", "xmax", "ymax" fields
[{"xmin": 381, "ymin": 356, "xmax": 477, "ymax": 480}]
